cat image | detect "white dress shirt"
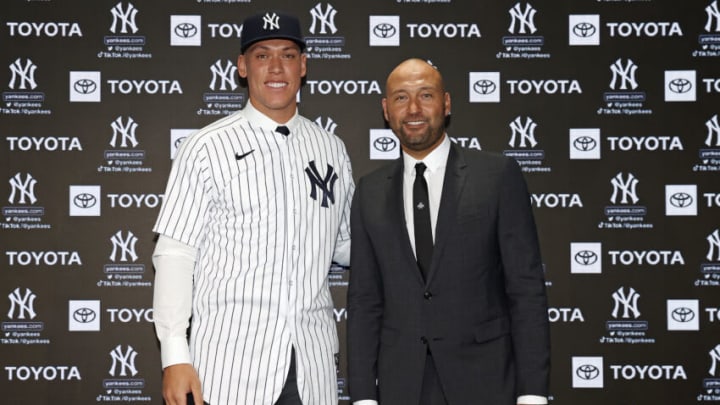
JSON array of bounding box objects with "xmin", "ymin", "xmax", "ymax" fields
[
  {"xmin": 153, "ymin": 101, "xmax": 353, "ymax": 405},
  {"xmin": 353, "ymin": 134, "xmax": 546, "ymax": 405},
  {"xmin": 402, "ymin": 135, "xmax": 451, "ymax": 254}
]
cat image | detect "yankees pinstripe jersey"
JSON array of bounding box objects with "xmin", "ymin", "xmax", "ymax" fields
[{"xmin": 153, "ymin": 102, "xmax": 353, "ymax": 405}]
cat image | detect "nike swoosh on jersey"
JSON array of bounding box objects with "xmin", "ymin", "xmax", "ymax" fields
[{"xmin": 235, "ymin": 149, "xmax": 255, "ymax": 160}]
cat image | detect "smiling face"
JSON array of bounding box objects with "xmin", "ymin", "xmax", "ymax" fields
[
  {"xmin": 382, "ymin": 59, "xmax": 451, "ymax": 160},
  {"xmin": 237, "ymin": 39, "xmax": 307, "ymax": 123}
]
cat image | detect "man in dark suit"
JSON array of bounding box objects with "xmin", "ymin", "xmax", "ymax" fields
[{"xmin": 347, "ymin": 58, "xmax": 550, "ymax": 405}]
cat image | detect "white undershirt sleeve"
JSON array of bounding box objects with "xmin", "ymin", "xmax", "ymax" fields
[{"xmin": 152, "ymin": 234, "xmax": 197, "ymax": 369}]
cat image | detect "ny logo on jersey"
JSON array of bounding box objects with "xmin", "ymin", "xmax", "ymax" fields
[{"xmin": 305, "ymin": 161, "xmax": 338, "ymax": 208}]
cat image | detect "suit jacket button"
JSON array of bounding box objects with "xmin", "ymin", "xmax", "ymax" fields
[
  {"xmin": 423, "ymin": 291, "xmax": 433, "ymax": 300},
  {"xmin": 420, "ymin": 336, "xmax": 428, "ymax": 344}
]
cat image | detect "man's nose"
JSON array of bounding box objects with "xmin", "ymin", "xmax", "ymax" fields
[
  {"xmin": 268, "ymin": 56, "xmax": 283, "ymax": 72},
  {"xmin": 407, "ymin": 97, "xmax": 421, "ymax": 113}
]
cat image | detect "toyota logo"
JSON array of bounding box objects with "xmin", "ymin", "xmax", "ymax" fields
[
  {"xmin": 671, "ymin": 307, "xmax": 695, "ymax": 323},
  {"xmin": 574, "ymin": 250, "xmax": 598, "ymax": 266},
  {"xmin": 373, "ymin": 136, "xmax": 397, "ymax": 152},
  {"xmin": 669, "ymin": 192, "xmax": 693, "ymax": 208},
  {"xmin": 73, "ymin": 79, "xmax": 97, "ymax": 95},
  {"xmin": 74, "ymin": 193, "xmax": 97, "ymax": 209},
  {"xmin": 668, "ymin": 78, "xmax": 692, "ymax": 94},
  {"xmin": 573, "ymin": 136, "xmax": 597, "ymax": 152},
  {"xmin": 373, "ymin": 23, "xmax": 397, "ymax": 39},
  {"xmin": 473, "ymin": 80, "xmax": 497, "ymax": 95},
  {"xmin": 576, "ymin": 364, "xmax": 600, "ymax": 380},
  {"xmin": 73, "ymin": 307, "xmax": 97, "ymax": 323},
  {"xmin": 174, "ymin": 23, "xmax": 198, "ymax": 38},
  {"xmin": 572, "ymin": 22, "xmax": 596, "ymax": 38}
]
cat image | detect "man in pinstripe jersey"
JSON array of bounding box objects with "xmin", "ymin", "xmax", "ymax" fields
[{"xmin": 151, "ymin": 11, "xmax": 353, "ymax": 405}]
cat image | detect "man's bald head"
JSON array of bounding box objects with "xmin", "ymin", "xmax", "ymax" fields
[{"xmin": 385, "ymin": 58, "xmax": 445, "ymax": 95}]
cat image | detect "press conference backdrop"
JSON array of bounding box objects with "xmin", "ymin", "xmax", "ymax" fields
[{"xmin": 1, "ymin": 0, "xmax": 719, "ymax": 403}]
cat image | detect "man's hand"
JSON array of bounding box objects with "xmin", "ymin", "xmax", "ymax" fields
[{"xmin": 162, "ymin": 363, "xmax": 203, "ymax": 405}]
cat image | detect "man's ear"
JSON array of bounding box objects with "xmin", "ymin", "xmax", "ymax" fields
[
  {"xmin": 300, "ymin": 53, "xmax": 307, "ymax": 78},
  {"xmin": 444, "ymin": 92, "xmax": 451, "ymax": 116},
  {"xmin": 237, "ymin": 55, "xmax": 248, "ymax": 79}
]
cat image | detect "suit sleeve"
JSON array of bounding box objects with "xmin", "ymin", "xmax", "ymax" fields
[
  {"xmin": 497, "ymin": 157, "xmax": 550, "ymax": 397},
  {"xmin": 347, "ymin": 177, "xmax": 383, "ymax": 401}
]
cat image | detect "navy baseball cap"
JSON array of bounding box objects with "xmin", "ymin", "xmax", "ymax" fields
[{"xmin": 240, "ymin": 11, "xmax": 306, "ymax": 54}]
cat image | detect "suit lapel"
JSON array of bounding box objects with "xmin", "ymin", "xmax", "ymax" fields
[
  {"xmin": 386, "ymin": 160, "xmax": 426, "ymax": 286},
  {"xmin": 426, "ymin": 144, "xmax": 467, "ymax": 285}
]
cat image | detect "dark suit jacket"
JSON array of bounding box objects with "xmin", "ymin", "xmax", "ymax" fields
[{"xmin": 347, "ymin": 143, "xmax": 550, "ymax": 405}]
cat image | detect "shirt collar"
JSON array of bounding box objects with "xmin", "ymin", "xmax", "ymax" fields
[
  {"xmin": 402, "ymin": 134, "xmax": 451, "ymax": 176},
  {"xmin": 242, "ymin": 101, "xmax": 299, "ymax": 134}
]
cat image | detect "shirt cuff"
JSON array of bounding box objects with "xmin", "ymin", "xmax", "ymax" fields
[
  {"xmin": 160, "ymin": 336, "xmax": 192, "ymax": 369},
  {"xmin": 517, "ymin": 395, "xmax": 548, "ymax": 404},
  {"xmin": 352, "ymin": 401, "xmax": 378, "ymax": 405}
]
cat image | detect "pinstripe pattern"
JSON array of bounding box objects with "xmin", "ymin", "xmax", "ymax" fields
[{"xmin": 154, "ymin": 106, "xmax": 353, "ymax": 405}]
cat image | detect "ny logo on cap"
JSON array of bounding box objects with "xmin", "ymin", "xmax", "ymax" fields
[{"xmin": 263, "ymin": 12, "xmax": 280, "ymax": 31}]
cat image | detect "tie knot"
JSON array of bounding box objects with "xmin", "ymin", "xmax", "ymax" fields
[
  {"xmin": 415, "ymin": 162, "xmax": 427, "ymax": 177},
  {"xmin": 276, "ymin": 125, "xmax": 290, "ymax": 136}
]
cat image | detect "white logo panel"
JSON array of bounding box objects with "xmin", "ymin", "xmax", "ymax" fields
[
  {"xmin": 664, "ymin": 70, "xmax": 696, "ymax": 102},
  {"xmin": 569, "ymin": 15, "xmax": 600, "ymax": 46},
  {"xmin": 369, "ymin": 129, "xmax": 400, "ymax": 160},
  {"xmin": 665, "ymin": 184, "xmax": 697, "ymax": 216},
  {"xmin": 469, "ymin": 72, "xmax": 500, "ymax": 103},
  {"xmin": 69, "ymin": 185, "xmax": 101, "ymax": 216},
  {"xmin": 369, "ymin": 16, "xmax": 400, "ymax": 46},
  {"xmin": 571, "ymin": 242, "xmax": 602, "ymax": 274}
]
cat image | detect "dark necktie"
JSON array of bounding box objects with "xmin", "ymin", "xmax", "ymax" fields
[
  {"xmin": 276, "ymin": 125, "xmax": 290, "ymax": 136},
  {"xmin": 413, "ymin": 162, "xmax": 433, "ymax": 280}
]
